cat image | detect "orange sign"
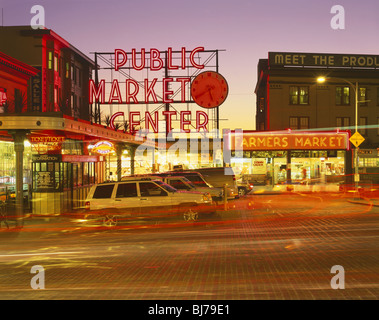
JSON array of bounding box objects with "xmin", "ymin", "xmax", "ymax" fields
[{"xmin": 230, "ymin": 132, "xmax": 349, "ymax": 151}]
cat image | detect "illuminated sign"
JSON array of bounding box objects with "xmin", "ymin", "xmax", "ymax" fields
[
  {"xmin": 29, "ymin": 136, "xmax": 66, "ymax": 143},
  {"xmin": 269, "ymin": 52, "xmax": 379, "ymax": 69},
  {"xmin": 230, "ymin": 132, "xmax": 349, "ymax": 151},
  {"xmin": 89, "ymin": 47, "xmax": 204, "ymax": 106},
  {"xmin": 28, "ymin": 135, "xmax": 65, "ymax": 154},
  {"xmin": 91, "ymin": 141, "xmax": 115, "ymax": 154},
  {"xmin": 90, "ymin": 47, "xmax": 228, "ymax": 133}
]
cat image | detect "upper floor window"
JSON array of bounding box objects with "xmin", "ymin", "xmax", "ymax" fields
[
  {"xmin": 336, "ymin": 117, "xmax": 350, "ymax": 129},
  {"xmin": 336, "ymin": 86, "xmax": 350, "ymax": 105},
  {"xmin": 358, "ymin": 87, "xmax": 368, "ymax": 106},
  {"xmin": 289, "ymin": 86, "xmax": 309, "ymax": 105},
  {"xmin": 48, "ymin": 51, "xmax": 53, "ymax": 69},
  {"xmin": 289, "ymin": 116, "xmax": 309, "ymax": 129}
]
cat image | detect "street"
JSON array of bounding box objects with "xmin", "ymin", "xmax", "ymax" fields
[{"xmin": 0, "ymin": 192, "xmax": 378, "ymax": 301}]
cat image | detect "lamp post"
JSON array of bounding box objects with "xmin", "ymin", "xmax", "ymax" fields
[{"xmin": 317, "ymin": 77, "xmax": 360, "ymax": 194}]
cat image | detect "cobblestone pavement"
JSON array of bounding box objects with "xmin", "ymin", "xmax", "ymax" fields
[{"xmin": 0, "ymin": 192, "xmax": 378, "ymax": 301}]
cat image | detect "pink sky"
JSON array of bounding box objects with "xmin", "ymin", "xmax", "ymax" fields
[{"xmin": 2, "ymin": 0, "xmax": 379, "ymax": 130}]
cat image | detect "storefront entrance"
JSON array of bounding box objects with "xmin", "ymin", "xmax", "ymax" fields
[{"xmin": 227, "ymin": 130, "xmax": 351, "ymax": 186}]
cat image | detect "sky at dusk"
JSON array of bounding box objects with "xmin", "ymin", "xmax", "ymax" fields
[{"xmin": 1, "ymin": 0, "xmax": 379, "ymax": 131}]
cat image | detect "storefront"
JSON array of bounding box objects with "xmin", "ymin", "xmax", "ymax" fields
[{"xmin": 225, "ymin": 130, "xmax": 351, "ymax": 185}]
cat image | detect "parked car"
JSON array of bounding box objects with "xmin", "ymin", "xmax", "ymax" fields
[
  {"xmin": 190, "ymin": 167, "xmax": 239, "ymax": 199},
  {"xmin": 162, "ymin": 171, "xmax": 224, "ymax": 201},
  {"xmin": 124, "ymin": 175, "xmax": 197, "ymax": 192},
  {"xmin": 236, "ymin": 178, "xmax": 254, "ymax": 196},
  {"xmin": 131, "ymin": 173, "xmax": 224, "ymax": 202},
  {"xmin": 82, "ymin": 178, "xmax": 214, "ymax": 226}
]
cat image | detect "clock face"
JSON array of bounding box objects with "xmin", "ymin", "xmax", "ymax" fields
[{"xmin": 191, "ymin": 71, "xmax": 228, "ymax": 109}]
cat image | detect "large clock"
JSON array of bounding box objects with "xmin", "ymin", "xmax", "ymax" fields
[{"xmin": 191, "ymin": 71, "xmax": 228, "ymax": 109}]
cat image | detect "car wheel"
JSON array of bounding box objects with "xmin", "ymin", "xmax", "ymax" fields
[
  {"xmin": 238, "ymin": 188, "xmax": 246, "ymax": 197},
  {"xmin": 183, "ymin": 208, "xmax": 199, "ymax": 222},
  {"xmin": 103, "ymin": 215, "xmax": 118, "ymax": 227}
]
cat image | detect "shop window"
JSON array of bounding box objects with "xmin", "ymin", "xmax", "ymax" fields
[
  {"xmin": 336, "ymin": 86, "xmax": 350, "ymax": 105},
  {"xmin": 289, "ymin": 86, "xmax": 309, "ymax": 105}
]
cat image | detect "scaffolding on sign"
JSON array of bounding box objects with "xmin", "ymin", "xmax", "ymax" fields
[{"xmin": 90, "ymin": 49, "xmax": 225, "ymax": 137}]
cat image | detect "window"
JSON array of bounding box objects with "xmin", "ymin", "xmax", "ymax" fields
[
  {"xmin": 65, "ymin": 62, "xmax": 70, "ymax": 79},
  {"xmin": 359, "ymin": 117, "xmax": 367, "ymax": 135},
  {"xmin": 336, "ymin": 117, "xmax": 350, "ymax": 129},
  {"xmin": 48, "ymin": 51, "xmax": 53, "ymax": 69},
  {"xmin": 359, "ymin": 87, "xmax": 368, "ymax": 106},
  {"xmin": 139, "ymin": 182, "xmax": 167, "ymax": 197},
  {"xmin": 336, "ymin": 86, "xmax": 350, "ymax": 105},
  {"xmin": 289, "ymin": 86, "xmax": 309, "ymax": 105},
  {"xmin": 116, "ymin": 183, "xmax": 137, "ymax": 198},
  {"xmin": 289, "ymin": 117, "xmax": 309, "ymax": 129},
  {"xmin": 54, "ymin": 54, "xmax": 58, "ymax": 72},
  {"xmin": 93, "ymin": 184, "xmax": 114, "ymax": 199}
]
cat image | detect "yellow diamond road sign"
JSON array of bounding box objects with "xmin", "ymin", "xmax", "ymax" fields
[{"xmin": 349, "ymin": 131, "xmax": 365, "ymax": 147}]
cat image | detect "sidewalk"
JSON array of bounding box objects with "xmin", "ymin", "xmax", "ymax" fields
[{"xmin": 346, "ymin": 198, "xmax": 379, "ymax": 207}]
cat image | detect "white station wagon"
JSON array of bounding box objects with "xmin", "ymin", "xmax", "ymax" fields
[{"xmin": 83, "ymin": 179, "xmax": 214, "ymax": 226}]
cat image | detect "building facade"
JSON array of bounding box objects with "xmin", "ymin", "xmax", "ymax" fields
[
  {"xmin": 0, "ymin": 26, "xmax": 93, "ymax": 119},
  {"xmin": 0, "ymin": 27, "xmax": 157, "ymax": 219},
  {"xmin": 253, "ymin": 52, "xmax": 379, "ymax": 183}
]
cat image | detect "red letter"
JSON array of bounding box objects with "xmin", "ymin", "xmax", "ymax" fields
[
  {"xmin": 126, "ymin": 79, "xmax": 139, "ymax": 104},
  {"xmin": 145, "ymin": 111, "xmax": 159, "ymax": 133},
  {"xmin": 129, "ymin": 112, "xmax": 140, "ymax": 133},
  {"xmin": 150, "ymin": 48, "xmax": 163, "ymax": 71},
  {"xmin": 167, "ymin": 47, "xmax": 178, "ymax": 70},
  {"xmin": 108, "ymin": 79, "xmax": 123, "ymax": 104},
  {"xmin": 181, "ymin": 47, "xmax": 186, "ymax": 69},
  {"xmin": 190, "ymin": 47, "xmax": 204, "ymax": 69},
  {"xmin": 145, "ymin": 78, "xmax": 158, "ymax": 103},
  {"xmin": 180, "ymin": 111, "xmax": 191, "ymax": 133},
  {"xmin": 176, "ymin": 77, "xmax": 190, "ymax": 102},
  {"xmin": 89, "ymin": 79, "xmax": 105, "ymax": 104},
  {"xmin": 131, "ymin": 48, "xmax": 145, "ymax": 71},
  {"xmin": 162, "ymin": 111, "xmax": 176, "ymax": 133},
  {"xmin": 115, "ymin": 49, "xmax": 127, "ymax": 71},
  {"xmin": 163, "ymin": 78, "xmax": 173, "ymax": 103},
  {"xmin": 110, "ymin": 112, "xmax": 124, "ymax": 130},
  {"xmin": 196, "ymin": 111, "xmax": 208, "ymax": 131}
]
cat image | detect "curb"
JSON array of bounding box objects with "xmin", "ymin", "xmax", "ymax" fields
[{"xmin": 347, "ymin": 199, "xmax": 379, "ymax": 207}]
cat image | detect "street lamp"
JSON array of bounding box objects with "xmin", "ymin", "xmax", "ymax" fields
[{"xmin": 317, "ymin": 76, "xmax": 360, "ymax": 195}]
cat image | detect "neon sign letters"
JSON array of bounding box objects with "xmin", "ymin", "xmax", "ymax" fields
[{"xmin": 89, "ymin": 47, "xmax": 213, "ymax": 133}]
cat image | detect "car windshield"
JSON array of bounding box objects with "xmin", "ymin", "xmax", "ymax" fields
[{"xmin": 154, "ymin": 180, "xmax": 177, "ymax": 193}]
